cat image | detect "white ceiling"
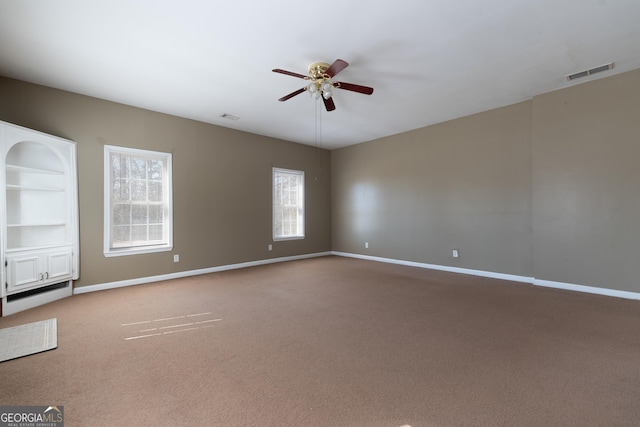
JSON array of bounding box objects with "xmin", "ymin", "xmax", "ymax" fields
[{"xmin": 1, "ymin": 1, "xmax": 639, "ymax": 150}]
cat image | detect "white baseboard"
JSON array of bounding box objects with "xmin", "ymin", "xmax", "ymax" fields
[
  {"xmin": 72, "ymin": 250, "xmax": 640, "ymax": 302},
  {"xmin": 73, "ymin": 252, "xmax": 332, "ymax": 295},
  {"xmin": 332, "ymin": 251, "xmax": 640, "ymax": 301},
  {"xmin": 533, "ymin": 278, "xmax": 640, "ymax": 300},
  {"xmin": 332, "ymin": 251, "xmax": 534, "ymax": 284}
]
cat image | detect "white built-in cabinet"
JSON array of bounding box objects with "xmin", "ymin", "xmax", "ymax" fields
[{"xmin": 1, "ymin": 121, "xmax": 79, "ymax": 316}]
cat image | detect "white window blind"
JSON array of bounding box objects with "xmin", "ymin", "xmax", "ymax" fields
[
  {"xmin": 273, "ymin": 168, "xmax": 304, "ymax": 240},
  {"xmin": 104, "ymin": 145, "xmax": 173, "ymax": 256}
]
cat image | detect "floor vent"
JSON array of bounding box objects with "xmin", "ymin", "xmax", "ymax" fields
[
  {"xmin": 566, "ymin": 62, "xmax": 614, "ymax": 81},
  {"xmin": 6, "ymin": 281, "xmax": 70, "ymax": 302}
]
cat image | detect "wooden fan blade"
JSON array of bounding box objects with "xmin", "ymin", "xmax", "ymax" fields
[
  {"xmin": 325, "ymin": 59, "xmax": 349, "ymax": 78},
  {"xmin": 323, "ymin": 96, "xmax": 336, "ymax": 112},
  {"xmin": 272, "ymin": 69, "xmax": 308, "ymax": 79},
  {"xmin": 278, "ymin": 87, "xmax": 306, "ymax": 102},
  {"xmin": 335, "ymin": 81, "xmax": 374, "ymax": 95}
]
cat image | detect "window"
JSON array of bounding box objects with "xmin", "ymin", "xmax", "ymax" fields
[
  {"xmin": 273, "ymin": 168, "xmax": 304, "ymax": 240},
  {"xmin": 104, "ymin": 145, "xmax": 173, "ymax": 256}
]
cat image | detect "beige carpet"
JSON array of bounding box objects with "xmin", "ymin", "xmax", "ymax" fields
[
  {"xmin": 0, "ymin": 318, "xmax": 57, "ymax": 362},
  {"xmin": 0, "ymin": 256, "xmax": 639, "ymax": 426}
]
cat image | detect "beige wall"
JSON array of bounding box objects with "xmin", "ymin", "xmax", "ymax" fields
[
  {"xmin": 0, "ymin": 77, "xmax": 332, "ymax": 288},
  {"xmin": 532, "ymin": 69, "xmax": 640, "ymax": 292},
  {"xmin": 332, "ymin": 101, "xmax": 533, "ymax": 277},
  {"xmin": 332, "ymin": 68, "xmax": 640, "ymax": 293}
]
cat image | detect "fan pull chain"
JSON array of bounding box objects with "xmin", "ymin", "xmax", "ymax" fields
[{"xmin": 314, "ymin": 98, "xmax": 322, "ymax": 182}]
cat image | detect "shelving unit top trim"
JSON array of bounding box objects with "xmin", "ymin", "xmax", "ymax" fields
[{"xmin": 1, "ymin": 120, "xmax": 76, "ymax": 144}]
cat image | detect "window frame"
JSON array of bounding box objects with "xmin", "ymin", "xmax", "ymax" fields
[
  {"xmin": 272, "ymin": 167, "xmax": 305, "ymax": 241},
  {"xmin": 103, "ymin": 145, "xmax": 173, "ymax": 257}
]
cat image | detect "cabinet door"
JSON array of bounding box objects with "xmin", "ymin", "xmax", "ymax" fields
[
  {"xmin": 6, "ymin": 249, "xmax": 72, "ymax": 294},
  {"xmin": 45, "ymin": 250, "xmax": 72, "ymax": 282},
  {"xmin": 6, "ymin": 253, "xmax": 42, "ymax": 294}
]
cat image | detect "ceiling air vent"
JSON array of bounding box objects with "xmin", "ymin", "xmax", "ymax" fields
[
  {"xmin": 220, "ymin": 113, "xmax": 239, "ymax": 121},
  {"xmin": 566, "ymin": 62, "xmax": 614, "ymax": 81}
]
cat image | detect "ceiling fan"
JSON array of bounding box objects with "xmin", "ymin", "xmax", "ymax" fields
[{"xmin": 272, "ymin": 59, "xmax": 374, "ymax": 112}]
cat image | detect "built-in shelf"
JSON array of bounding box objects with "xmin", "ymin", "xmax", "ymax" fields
[
  {"xmin": 5, "ymin": 244, "xmax": 74, "ymax": 253},
  {"xmin": 2, "ymin": 120, "xmax": 79, "ymax": 316},
  {"xmin": 6, "ymin": 184, "xmax": 65, "ymax": 192},
  {"xmin": 5, "ymin": 164, "xmax": 64, "ymax": 175},
  {"xmin": 7, "ymin": 223, "xmax": 67, "ymax": 227}
]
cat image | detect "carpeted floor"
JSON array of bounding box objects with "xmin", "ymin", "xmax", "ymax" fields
[{"xmin": 0, "ymin": 256, "xmax": 639, "ymax": 426}]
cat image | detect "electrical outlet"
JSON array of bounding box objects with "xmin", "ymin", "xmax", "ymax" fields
[
  {"xmin": 268, "ymin": 244, "xmax": 272, "ymax": 251},
  {"xmin": 173, "ymin": 254, "xmax": 180, "ymax": 263},
  {"xmin": 365, "ymin": 242, "xmax": 369, "ymax": 249},
  {"xmin": 452, "ymin": 249, "xmax": 459, "ymax": 258}
]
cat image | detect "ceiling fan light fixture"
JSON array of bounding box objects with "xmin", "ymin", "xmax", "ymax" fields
[{"xmin": 273, "ymin": 59, "xmax": 374, "ymax": 111}]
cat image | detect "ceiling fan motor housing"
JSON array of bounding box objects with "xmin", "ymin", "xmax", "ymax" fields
[{"xmin": 308, "ymin": 62, "xmax": 330, "ymax": 80}]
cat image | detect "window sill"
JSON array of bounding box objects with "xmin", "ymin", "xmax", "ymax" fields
[
  {"xmin": 273, "ymin": 236, "xmax": 305, "ymax": 242},
  {"xmin": 104, "ymin": 245, "xmax": 173, "ymax": 257}
]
